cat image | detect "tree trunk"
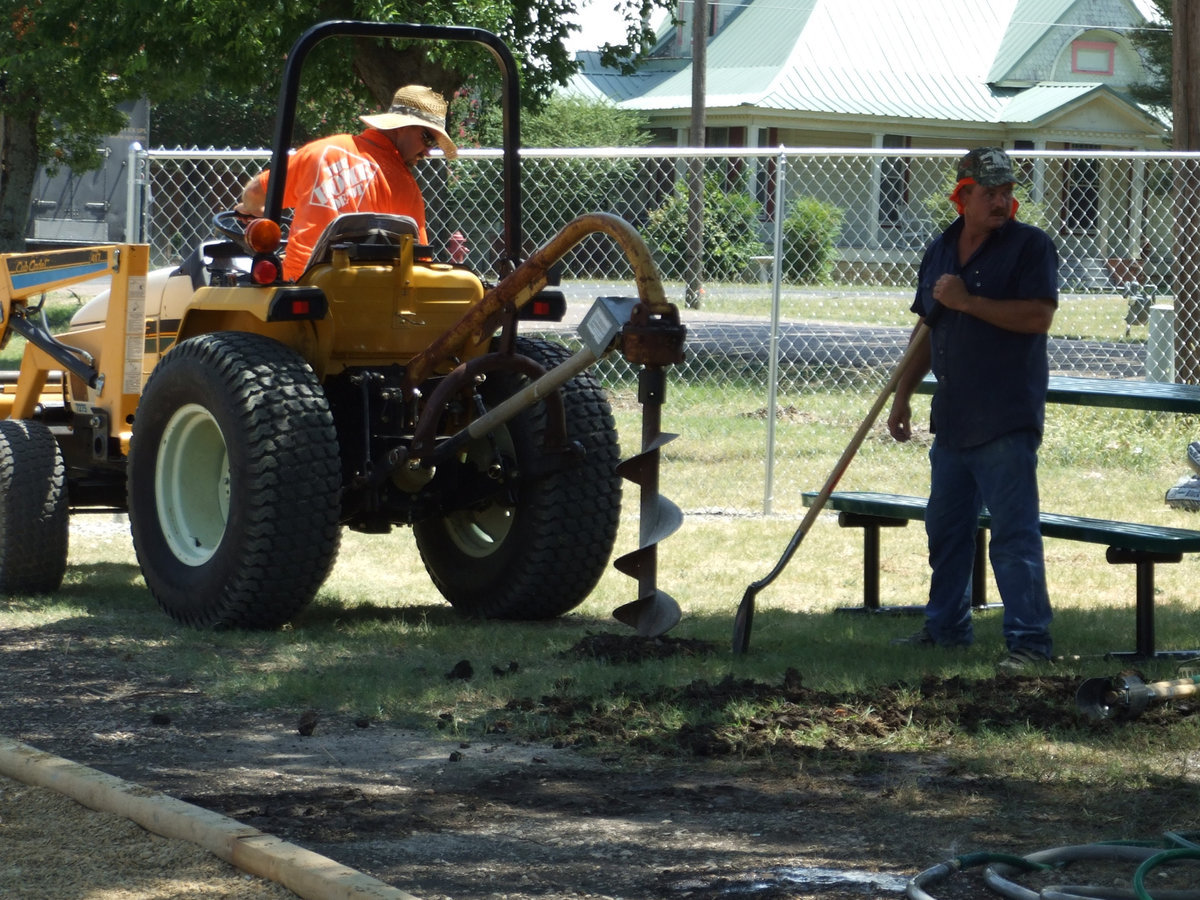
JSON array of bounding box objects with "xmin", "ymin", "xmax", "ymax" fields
[
  {"xmin": 350, "ymin": 40, "xmax": 460, "ymax": 110},
  {"xmin": 1173, "ymin": 0, "xmax": 1200, "ymax": 382},
  {"xmin": 0, "ymin": 105, "xmax": 40, "ymax": 253}
]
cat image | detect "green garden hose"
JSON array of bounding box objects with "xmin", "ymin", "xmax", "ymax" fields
[
  {"xmin": 1132, "ymin": 848, "xmax": 1200, "ymax": 900},
  {"xmin": 905, "ymin": 836, "xmax": 1200, "ymax": 900}
]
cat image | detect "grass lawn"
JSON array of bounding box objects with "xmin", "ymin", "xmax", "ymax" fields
[{"xmin": 1, "ymin": 282, "xmax": 1198, "ymax": 793}]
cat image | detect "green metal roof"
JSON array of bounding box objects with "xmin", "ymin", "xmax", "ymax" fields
[
  {"xmin": 619, "ymin": 0, "xmax": 1017, "ymax": 120},
  {"xmin": 995, "ymin": 82, "xmax": 1102, "ymax": 123},
  {"xmin": 569, "ymin": 0, "xmax": 1161, "ymax": 135},
  {"xmin": 988, "ymin": 0, "xmax": 1076, "ymax": 84}
]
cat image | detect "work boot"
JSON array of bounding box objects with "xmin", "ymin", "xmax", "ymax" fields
[
  {"xmin": 996, "ymin": 647, "xmax": 1052, "ymax": 672},
  {"xmin": 889, "ymin": 627, "xmax": 936, "ymax": 647}
]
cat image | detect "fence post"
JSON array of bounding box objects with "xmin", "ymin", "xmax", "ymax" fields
[
  {"xmin": 1147, "ymin": 303, "xmax": 1176, "ymax": 383},
  {"xmin": 125, "ymin": 143, "xmax": 148, "ymax": 245},
  {"xmin": 763, "ymin": 147, "xmax": 788, "ymax": 515}
]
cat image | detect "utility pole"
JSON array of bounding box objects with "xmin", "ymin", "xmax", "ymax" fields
[
  {"xmin": 685, "ymin": 0, "xmax": 707, "ymax": 309},
  {"xmin": 1173, "ymin": 0, "xmax": 1200, "ymax": 382}
]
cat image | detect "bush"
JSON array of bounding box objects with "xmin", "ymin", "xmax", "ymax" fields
[
  {"xmin": 781, "ymin": 198, "xmax": 843, "ymax": 284},
  {"xmin": 643, "ymin": 174, "xmax": 765, "ymax": 282}
]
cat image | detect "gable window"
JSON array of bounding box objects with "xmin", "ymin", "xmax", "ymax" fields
[{"xmin": 1072, "ymin": 40, "xmax": 1115, "ymax": 75}]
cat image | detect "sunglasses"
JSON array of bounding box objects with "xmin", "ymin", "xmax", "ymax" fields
[{"xmin": 420, "ymin": 128, "xmax": 438, "ymax": 149}]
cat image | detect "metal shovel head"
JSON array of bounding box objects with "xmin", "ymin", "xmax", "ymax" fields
[
  {"xmin": 613, "ymin": 589, "xmax": 682, "ymax": 638},
  {"xmin": 1076, "ymin": 676, "xmax": 1121, "ymax": 721}
]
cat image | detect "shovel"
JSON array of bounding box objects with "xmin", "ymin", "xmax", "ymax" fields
[
  {"xmin": 1076, "ymin": 671, "xmax": 1200, "ymax": 721},
  {"xmin": 732, "ymin": 322, "xmax": 931, "ymax": 654}
]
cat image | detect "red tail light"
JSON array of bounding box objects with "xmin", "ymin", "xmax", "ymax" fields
[{"xmin": 252, "ymin": 257, "xmax": 280, "ymax": 284}]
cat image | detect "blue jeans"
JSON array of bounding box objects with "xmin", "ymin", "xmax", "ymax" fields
[{"xmin": 924, "ymin": 429, "xmax": 1053, "ymax": 656}]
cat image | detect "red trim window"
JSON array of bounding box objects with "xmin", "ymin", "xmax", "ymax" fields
[{"xmin": 1072, "ymin": 40, "xmax": 1115, "ymax": 75}]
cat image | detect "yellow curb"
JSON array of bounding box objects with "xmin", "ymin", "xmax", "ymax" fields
[{"xmin": 0, "ymin": 736, "xmax": 423, "ymax": 900}]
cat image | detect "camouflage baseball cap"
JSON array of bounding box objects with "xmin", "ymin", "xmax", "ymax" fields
[{"xmin": 956, "ymin": 147, "xmax": 1017, "ymax": 186}]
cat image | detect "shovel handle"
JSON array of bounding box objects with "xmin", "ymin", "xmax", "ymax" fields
[{"xmin": 732, "ymin": 323, "xmax": 931, "ymax": 654}]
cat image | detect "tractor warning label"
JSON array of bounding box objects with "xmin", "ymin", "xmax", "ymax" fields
[{"xmin": 123, "ymin": 276, "xmax": 147, "ymax": 394}]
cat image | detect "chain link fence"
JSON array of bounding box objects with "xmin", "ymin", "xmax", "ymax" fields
[{"xmin": 136, "ymin": 147, "xmax": 1200, "ymax": 514}]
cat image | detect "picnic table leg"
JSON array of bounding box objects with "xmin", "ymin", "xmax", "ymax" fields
[
  {"xmin": 972, "ymin": 528, "xmax": 988, "ymax": 609},
  {"xmin": 1105, "ymin": 547, "xmax": 1182, "ymax": 658},
  {"xmin": 863, "ymin": 519, "xmax": 882, "ymax": 611},
  {"xmin": 834, "ymin": 512, "xmax": 907, "ymax": 613}
]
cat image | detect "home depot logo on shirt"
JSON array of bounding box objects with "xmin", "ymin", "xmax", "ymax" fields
[{"xmin": 310, "ymin": 146, "xmax": 381, "ymax": 210}]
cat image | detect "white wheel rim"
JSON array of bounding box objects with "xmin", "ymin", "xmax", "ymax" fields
[
  {"xmin": 155, "ymin": 403, "xmax": 230, "ymax": 566},
  {"xmin": 443, "ymin": 427, "xmax": 516, "ymax": 557}
]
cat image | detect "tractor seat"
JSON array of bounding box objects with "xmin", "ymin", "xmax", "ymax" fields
[{"xmin": 304, "ymin": 212, "xmax": 420, "ymax": 273}]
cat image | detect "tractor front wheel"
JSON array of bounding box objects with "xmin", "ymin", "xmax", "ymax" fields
[{"xmin": 128, "ymin": 332, "xmax": 342, "ymax": 628}]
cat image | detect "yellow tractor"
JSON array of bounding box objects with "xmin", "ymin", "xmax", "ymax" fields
[{"xmin": 0, "ymin": 21, "xmax": 684, "ymax": 635}]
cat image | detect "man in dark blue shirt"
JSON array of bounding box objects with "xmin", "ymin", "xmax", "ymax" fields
[{"xmin": 887, "ymin": 147, "xmax": 1058, "ymax": 671}]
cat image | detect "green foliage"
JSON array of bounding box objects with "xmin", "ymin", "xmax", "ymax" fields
[
  {"xmin": 454, "ymin": 93, "xmax": 649, "ymax": 150},
  {"xmin": 1128, "ymin": 0, "xmax": 1172, "ymax": 113},
  {"xmin": 643, "ymin": 174, "xmax": 766, "ymax": 281},
  {"xmin": 1, "ymin": 0, "xmax": 672, "ymax": 248},
  {"xmin": 152, "ymin": 84, "xmax": 367, "ymax": 150},
  {"xmin": 444, "ymin": 94, "xmax": 652, "ymax": 274},
  {"xmin": 780, "ymin": 197, "xmax": 843, "ymax": 284}
]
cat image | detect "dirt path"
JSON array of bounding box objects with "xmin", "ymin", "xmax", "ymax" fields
[
  {"xmin": 0, "ymin": 772, "xmax": 298, "ymax": 899},
  {"xmin": 3, "ymin": 605, "xmax": 1198, "ymax": 899}
]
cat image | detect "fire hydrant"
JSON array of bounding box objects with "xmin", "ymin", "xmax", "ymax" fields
[{"xmin": 448, "ymin": 229, "xmax": 469, "ymax": 264}]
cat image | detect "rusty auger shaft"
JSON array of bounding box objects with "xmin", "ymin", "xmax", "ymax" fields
[{"xmin": 403, "ymin": 213, "xmax": 671, "ymax": 394}]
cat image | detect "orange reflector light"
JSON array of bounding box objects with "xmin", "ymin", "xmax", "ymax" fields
[
  {"xmin": 533, "ymin": 301, "xmax": 550, "ymax": 316},
  {"xmin": 291, "ymin": 299, "xmax": 310, "ymax": 315},
  {"xmin": 251, "ymin": 257, "xmax": 280, "ymax": 284},
  {"xmin": 245, "ymin": 218, "xmax": 283, "ymax": 253}
]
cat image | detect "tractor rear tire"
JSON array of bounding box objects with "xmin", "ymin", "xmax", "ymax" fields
[
  {"xmin": 128, "ymin": 332, "xmax": 342, "ymax": 628},
  {"xmin": 413, "ymin": 336, "xmax": 621, "ymax": 619},
  {"xmin": 0, "ymin": 419, "xmax": 68, "ymax": 594}
]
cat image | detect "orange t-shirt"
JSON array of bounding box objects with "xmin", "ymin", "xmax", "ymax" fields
[{"xmin": 253, "ymin": 128, "xmax": 427, "ymax": 281}]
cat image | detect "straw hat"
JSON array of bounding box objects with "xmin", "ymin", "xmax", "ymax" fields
[{"xmin": 360, "ymin": 85, "xmax": 458, "ymax": 159}]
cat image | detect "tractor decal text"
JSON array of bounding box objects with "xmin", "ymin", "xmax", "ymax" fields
[{"xmin": 6, "ymin": 248, "xmax": 111, "ymax": 291}]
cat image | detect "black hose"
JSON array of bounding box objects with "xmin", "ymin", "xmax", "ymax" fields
[{"xmin": 907, "ymin": 851, "xmax": 1046, "ymax": 900}]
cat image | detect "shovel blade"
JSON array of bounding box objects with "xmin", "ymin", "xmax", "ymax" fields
[
  {"xmin": 613, "ymin": 590, "xmax": 682, "ymax": 638},
  {"xmin": 1075, "ymin": 676, "xmax": 1123, "ymax": 721}
]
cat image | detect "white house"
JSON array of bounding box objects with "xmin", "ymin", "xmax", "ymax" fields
[
  {"xmin": 567, "ymin": 0, "xmax": 1170, "ymax": 282},
  {"xmin": 569, "ymin": 0, "xmax": 1167, "ymax": 152}
]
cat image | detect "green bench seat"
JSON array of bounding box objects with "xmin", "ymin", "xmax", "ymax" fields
[
  {"xmin": 801, "ymin": 490, "xmax": 1200, "ymax": 659},
  {"xmin": 916, "ymin": 373, "xmax": 1200, "ymax": 414}
]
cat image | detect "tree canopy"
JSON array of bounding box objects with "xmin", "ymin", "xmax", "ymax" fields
[
  {"xmin": 1, "ymin": 0, "xmax": 670, "ymax": 249},
  {"xmin": 1128, "ymin": 0, "xmax": 1172, "ymax": 116}
]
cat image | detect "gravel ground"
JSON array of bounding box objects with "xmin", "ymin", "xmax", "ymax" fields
[{"xmin": 0, "ymin": 773, "xmax": 301, "ymax": 899}]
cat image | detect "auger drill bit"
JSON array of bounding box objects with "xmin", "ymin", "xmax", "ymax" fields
[{"xmin": 612, "ymin": 303, "xmax": 687, "ymax": 637}]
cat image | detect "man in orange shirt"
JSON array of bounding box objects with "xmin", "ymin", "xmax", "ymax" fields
[{"xmin": 236, "ymin": 84, "xmax": 458, "ymax": 281}]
